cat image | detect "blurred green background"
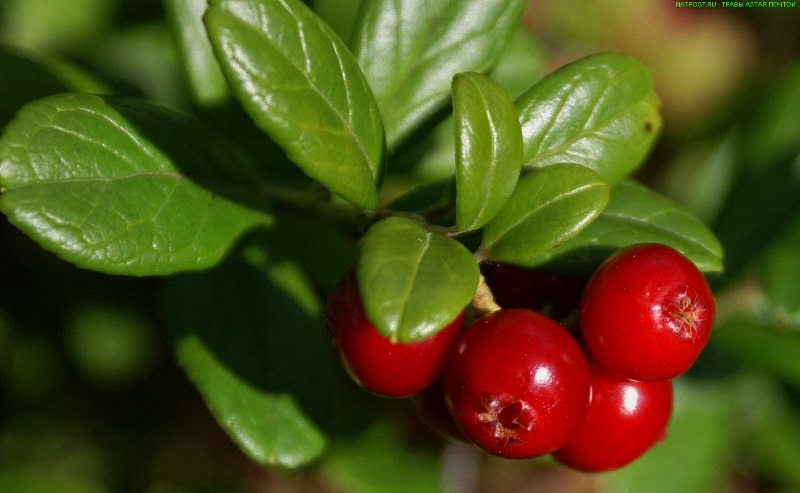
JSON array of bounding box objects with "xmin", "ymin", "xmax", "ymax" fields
[{"xmin": 2, "ymin": 0, "xmax": 800, "ymax": 492}]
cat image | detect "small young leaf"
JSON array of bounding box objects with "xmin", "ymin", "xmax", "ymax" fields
[
  {"xmin": 205, "ymin": 0, "xmax": 384, "ymax": 209},
  {"xmin": 516, "ymin": 52, "xmax": 661, "ymax": 183},
  {"xmin": 351, "ymin": 0, "xmax": 527, "ymax": 149},
  {"xmin": 453, "ymin": 72, "xmax": 522, "ymax": 232},
  {"xmin": 163, "ymin": 234, "xmax": 340, "ymax": 468},
  {"xmin": 480, "ymin": 164, "xmax": 609, "ymax": 264},
  {"xmin": 165, "ymin": 0, "xmax": 229, "ymax": 106},
  {"xmin": 357, "ymin": 217, "xmax": 479, "ymax": 343},
  {"xmin": 0, "ymin": 93, "xmax": 271, "ymax": 276},
  {"xmin": 522, "ymin": 179, "xmax": 724, "ymax": 274}
]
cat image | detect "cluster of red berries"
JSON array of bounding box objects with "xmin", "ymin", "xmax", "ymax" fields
[{"xmin": 324, "ymin": 243, "xmax": 715, "ymax": 472}]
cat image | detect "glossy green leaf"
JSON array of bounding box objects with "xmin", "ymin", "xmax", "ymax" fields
[
  {"xmin": 522, "ymin": 179, "xmax": 724, "ymax": 274},
  {"xmin": 163, "ymin": 234, "xmax": 340, "ymax": 468},
  {"xmin": 357, "ymin": 217, "xmax": 479, "ymax": 342},
  {"xmin": 480, "ymin": 164, "xmax": 609, "ymax": 264},
  {"xmin": 516, "ymin": 52, "xmax": 661, "ymax": 183},
  {"xmin": 453, "ymin": 72, "xmax": 522, "ymax": 232},
  {"xmin": 205, "ymin": 0, "xmax": 384, "ymax": 209},
  {"xmin": 0, "ymin": 93, "xmax": 271, "ymax": 276},
  {"xmin": 165, "ymin": 0, "xmax": 229, "ymax": 106},
  {"xmin": 351, "ymin": 0, "xmax": 527, "ymax": 149}
]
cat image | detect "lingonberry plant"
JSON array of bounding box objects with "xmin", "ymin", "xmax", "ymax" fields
[{"xmin": 0, "ymin": 0, "xmax": 726, "ymax": 481}]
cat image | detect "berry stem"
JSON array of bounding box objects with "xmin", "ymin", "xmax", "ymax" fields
[{"xmin": 472, "ymin": 274, "xmax": 501, "ymax": 317}]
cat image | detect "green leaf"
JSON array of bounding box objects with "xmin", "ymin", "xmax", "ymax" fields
[
  {"xmin": 357, "ymin": 217, "xmax": 478, "ymax": 342},
  {"xmin": 351, "ymin": 0, "xmax": 528, "ymax": 149},
  {"xmin": 516, "ymin": 52, "xmax": 661, "ymax": 183},
  {"xmin": 453, "ymin": 72, "xmax": 522, "ymax": 232},
  {"xmin": 521, "ymin": 179, "xmax": 724, "ymax": 274},
  {"xmin": 480, "ymin": 164, "xmax": 609, "ymax": 264},
  {"xmin": 163, "ymin": 233, "xmax": 340, "ymax": 468},
  {"xmin": 165, "ymin": 0, "xmax": 229, "ymax": 106},
  {"xmin": 0, "ymin": 93, "xmax": 271, "ymax": 276},
  {"xmin": 205, "ymin": 0, "xmax": 384, "ymax": 209}
]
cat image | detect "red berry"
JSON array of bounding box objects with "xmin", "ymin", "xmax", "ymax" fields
[
  {"xmin": 480, "ymin": 263, "xmax": 586, "ymax": 320},
  {"xmin": 580, "ymin": 244, "xmax": 715, "ymax": 381},
  {"xmin": 552, "ymin": 359, "xmax": 673, "ymax": 472},
  {"xmin": 443, "ymin": 309, "xmax": 590, "ymax": 459},
  {"xmin": 324, "ymin": 271, "xmax": 464, "ymax": 398}
]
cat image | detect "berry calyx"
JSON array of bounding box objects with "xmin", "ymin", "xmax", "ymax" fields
[
  {"xmin": 443, "ymin": 309, "xmax": 590, "ymax": 459},
  {"xmin": 552, "ymin": 359, "xmax": 673, "ymax": 472},
  {"xmin": 579, "ymin": 243, "xmax": 715, "ymax": 381},
  {"xmin": 324, "ymin": 271, "xmax": 464, "ymax": 398}
]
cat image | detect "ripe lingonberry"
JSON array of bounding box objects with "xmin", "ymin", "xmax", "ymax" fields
[
  {"xmin": 443, "ymin": 309, "xmax": 590, "ymax": 459},
  {"xmin": 324, "ymin": 271, "xmax": 464, "ymax": 398},
  {"xmin": 580, "ymin": 243, "xmax": 715, "ymax": 381},
  {"xmin": 552, "ymin": 358, "xmax": 673, "ymax": 472},
  {"xmin": 480, "ymin": 263, "xmax": 586, "ymax": 321}
]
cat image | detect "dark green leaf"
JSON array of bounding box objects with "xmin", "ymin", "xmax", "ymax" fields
[
  {"xmin": 523, "ymin": 179, "xmax": 724, "ymax": 274},
  {"xmin": 205, "ymin": 0, "xmax": 384, "ymax": 209},
  {"xmin": 0, "ymin": 93, "xmax": 271, "ymax": 275},
  {"xmin": 480, "ymin": 164, "xmax": 609, "ymax": 264},
  {"xmin": 357, "ymin": 217, "xmax": 478, "ymax": 342},
  {"xmin": 165, "ymin": 0, "xmax": 229, "ymax": 106},
  {"xmin": 163, "ymin": 233, "xmax": 340, "ymax": 467},
  {"xmin": 352, "ymin": 0, "xmax": 527, "ymax": 149},
  {"xmin": 516, "ymin": 52, "xmax": 661, "ymax": 183},
  {"xmin": 453, "ymin": 72, "xmax": 522, "ymax": 231}
]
